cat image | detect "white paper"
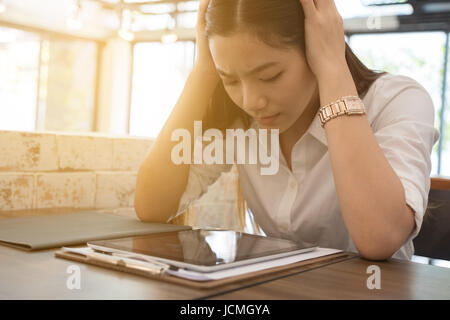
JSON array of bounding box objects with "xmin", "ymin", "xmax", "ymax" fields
[
  {"xmin": 62, "ymin": 246, "xmax": 93, "ymax": 255},
  {"xmin": 167, "ymin": 248, "xmax": 342, "ymax": 281},
  {"xmin": 60, "ymin": 246, "xmax": 342, "ymax": 281}
]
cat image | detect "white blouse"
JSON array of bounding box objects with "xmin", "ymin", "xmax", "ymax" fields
[{"xmin": 169, "ymin": 73, "xmax": 440, "ymax": 260}]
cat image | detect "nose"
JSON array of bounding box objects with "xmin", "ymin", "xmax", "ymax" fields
[{"xmin": 241, "ymin": 84, "xmax": 267, "ymax": 114}]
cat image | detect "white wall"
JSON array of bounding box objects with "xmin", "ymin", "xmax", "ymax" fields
[{"xmin": 96, "ymin": 38, "xmax": 132, "ymax": 135}]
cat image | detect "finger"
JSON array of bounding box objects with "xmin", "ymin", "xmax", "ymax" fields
[
  {"xmin": 314, "ymin": 0, "xmax": 330, "ymax": 10},
  {"xmin": 197, "ymin": 0, "xmax": 211, "ymax": 25},
  {"xmin": 329, "ymin": 0, "xmax": 339, "ymax": 11},
  {"xmin": 316, "ymin": 0, "xmax": 339, "ymax": 14},
  {"xmin": 198, "ymin": 0, "xmax": 211, "ymax": 16},
  {"xmin": 299, "ymin": 0, "xmax": 318, "ymax": 19}
]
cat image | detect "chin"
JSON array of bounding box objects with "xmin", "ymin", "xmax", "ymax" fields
[
  {"xmin": 263, "ymin": 125, "xmax": 286, "ymax": 134},
  {"xmin": 255, "ymin": 115, "xmax": 286, "ymax": 133},
  {"xmin": 273, "ymin": 118, "xmax": 289, "ymax": 133}
]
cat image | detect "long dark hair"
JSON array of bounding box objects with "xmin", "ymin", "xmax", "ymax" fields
[{"xmin": 202, "ymin": 0, "xmax": 387, "ymax": 132}]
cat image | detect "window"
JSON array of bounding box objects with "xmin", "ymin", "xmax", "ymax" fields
[
  {"xmin": 0, "ymin": 27, "xmax": 40, "ymax": 131},
  {"xmin": 129, "ymin": 41, "xmax": 195, "ymax": 138},
  {"xmin": 0, "ymin": 26, "xmax": 98, "ymax": 133},
  {"xmin": 336, "ymin": 0, "xmax": 413, "ymax": 19},
  {"xmin": 442, "ymin": 44, "xmax": 450, "ymax": 176},
  {"xmin": 349, "ymin": 32, "xmax": 449, "ymax": 175},
  {"xmin": 41, "ymin": 39, "xmax": 97, "ymax": 132}
]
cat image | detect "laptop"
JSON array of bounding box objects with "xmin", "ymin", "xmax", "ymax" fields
[{"xmin": 87, "ymin": 229, "xmax": 316, "ymax": 272}]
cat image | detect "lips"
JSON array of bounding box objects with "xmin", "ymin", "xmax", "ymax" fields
[
  {"xmin": 259, "ymin": 114, "xmax": 277, "ymax": 119},
  {"xmin": 256, "ymin": 113, "xmax": 280, "ymax": 125}
]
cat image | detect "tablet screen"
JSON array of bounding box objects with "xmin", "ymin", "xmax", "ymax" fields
[{"xmin": 89, "ymin": 230, "xmax": 313, "ymax": 267}]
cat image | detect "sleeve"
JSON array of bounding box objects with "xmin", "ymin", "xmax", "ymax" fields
[
  {"xmin": 371, "ymin": 81, "xmax": 440, "ymax": 243},
  {"xmin": 167, "ymin": 138, "xmax": 233, "ymax": 223}
]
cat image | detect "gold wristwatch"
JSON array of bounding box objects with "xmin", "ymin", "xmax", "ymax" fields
[{"xmin": 318, "ymin": 96, "xmax": 366, "ymax": 128}]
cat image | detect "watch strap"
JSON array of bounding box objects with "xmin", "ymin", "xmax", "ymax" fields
[{"xmin": 318, "ymin": 96, "xmax": 366, "ymax": 128}]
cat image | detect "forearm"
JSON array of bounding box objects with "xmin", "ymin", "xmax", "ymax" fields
[
  {"xmin": 135, "ymin": 66, "xmax": 219, "ymax": 223},
  {"xmin": 318, "ymin": 67, "xmax": 415, "ymax": 260}
]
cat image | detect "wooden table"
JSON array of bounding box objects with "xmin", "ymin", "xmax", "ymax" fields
[
  {"xmin": 1, "ymin": 209, "xmax": 449, "ymax": 299},
  {"xmin": 0, "ymin": 208, "xmax": 353, "ymax": 299},
  {"xmin": 0, "ymin": 241, "xmax": 355, "ymax": 299},
  {"xmin": 209, "ymin": 256, "xmax": 450, "ymax": 300}
]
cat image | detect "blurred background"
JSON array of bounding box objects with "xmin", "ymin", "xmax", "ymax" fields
[{"xmin": 0, "ymin": 0, "xmax": 449, "ymax": 176}]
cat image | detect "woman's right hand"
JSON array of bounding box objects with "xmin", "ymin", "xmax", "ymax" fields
[{"xmin": 194, "ymin": 0, "xmax": 218, "ymax": 77}]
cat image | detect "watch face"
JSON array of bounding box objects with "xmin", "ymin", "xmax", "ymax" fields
[{"xmin": 345, "ymin": 97, "xmax": 365, "ymax": 113}]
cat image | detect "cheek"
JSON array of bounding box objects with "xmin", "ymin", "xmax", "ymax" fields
[
  {"xmin": 282, "ymin": 71, "xmax": 315, "ymax": 103},
  {"xmin": 271, "ymin": 74, "xmax": 304, "ymax": 107},
  {"xmin": 284, "ymin": 71, "xmax": 307, "ymax": 94},
  {"xmin": 223, "ymin": 85, "xmax": 242, "ymax": 108}
]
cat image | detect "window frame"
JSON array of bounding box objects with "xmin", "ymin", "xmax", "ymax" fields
[
  {"xmin": 0, "ymin": 21, "xmax": 103, "ymax": 132},
  {"xmin": 346, "ymin": 29, "xmax": 450, "ymax": 176},
  {"xmin": 127, "ymin": 38, "xmax": 196, "ymax": 137}
]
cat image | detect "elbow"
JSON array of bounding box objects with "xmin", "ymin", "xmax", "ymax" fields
[
  {"xmin": 134, "ymin": 203, "xmax": 150, "ymax": 223},
  {"xmin": 134, "ymin": 195, "xmax": 173, "ymax": 224},
  {"xmin": 358, "ymin": 248, "xmax": 394, "ymax": 261},
  {"xmin": 134, "ymin": 198, "xmax": 151, "ymax": 222},
  {"xmin": 134, "ymin": 202, "xmax": 169, "ymax": 224},
  {"xmin": 355, "ymin": 238, "xmax": 400, "ymax": 261},
  {"xmin": 134, "ymin": 170, "xmax": 181, "ymax": 224},
  {"xmin": 134, "ymin": 174, "xmax": 164, "ymax": 223},
  {"xmin": 352, "ymin": 205, "xmax": 414, "ymax": 261},
  {"xmin": 354, "ymin": 232, "xmax": 401, "ymax": 261}
]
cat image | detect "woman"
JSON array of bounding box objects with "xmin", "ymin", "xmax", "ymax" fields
[{"xmin": 135, "ymin": 0, "xmax": 439, "ymax": 260}]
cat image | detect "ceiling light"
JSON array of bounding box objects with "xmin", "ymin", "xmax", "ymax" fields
[
  {"xmin": 67, "ymin": 17, "xmax": 82, "ymax": 30},
  {"xmin": 66, "ymin": 0, "xmax": 83, "ymax": 30},
  {"xmin": 118, "ymin": 28, "xmax": 134, "ymax": 41},
  {"xmin": 161, "ymin": 29, "xmax": 177, "ymax": 43},
  {"xmin": 161, "ymin": 14, "xmax": 177, "ymax": 43},
  {"xmin": 117, "ymin": 8, "xmax": 134, "ymax": 41}
]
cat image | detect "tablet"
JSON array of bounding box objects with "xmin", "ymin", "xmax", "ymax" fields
[{"xmin": 87, "ymin": 229, "xmax": 316, "ymax": 272}]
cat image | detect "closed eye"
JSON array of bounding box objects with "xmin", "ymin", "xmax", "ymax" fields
[
  {"xmin": 224, "ymin": 79, "xmax": 238, "ymax": 86},
  {"xmin": 223, "ymin": 71, "xmax": 283, "ymax": 86},
  {"xmin": 261, "ymin": 72, "xmax": 283, "ymax": 82}
]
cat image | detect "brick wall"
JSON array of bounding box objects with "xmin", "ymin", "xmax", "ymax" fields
[
  {"xmin": 0, "ymin": 130, "xmax": 242, "ymax": 231},
  {"xmin": 0, "ymin": 130, "xmax": 152, "ymax": 211}
]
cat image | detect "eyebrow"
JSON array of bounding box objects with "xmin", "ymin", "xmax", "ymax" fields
[{"xmin": 216, "ymin": 61, "xmax": 279, "ymax": 77}]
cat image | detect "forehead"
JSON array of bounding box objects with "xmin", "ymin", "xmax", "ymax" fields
[{"xmin": 208, "ymin": 32, "xmax": 298, "ymax": 76}]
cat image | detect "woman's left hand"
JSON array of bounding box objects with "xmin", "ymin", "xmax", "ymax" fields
[{"xmin": 299, "ymin": 0, "xmax": 348, "ymax": 81}]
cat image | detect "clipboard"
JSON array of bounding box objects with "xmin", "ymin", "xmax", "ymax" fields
[{"xmin": 55, "ymin": 248, "xmax": 356, "ymax": 289}]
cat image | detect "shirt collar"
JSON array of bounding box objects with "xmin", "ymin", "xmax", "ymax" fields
[
  {"xmin": 307, "ymin": 110, "xmax": 328, "ymax": 146},
  {"xmin": 250, "ymin": 111, "xmax": 328, "ymax": 147}
]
